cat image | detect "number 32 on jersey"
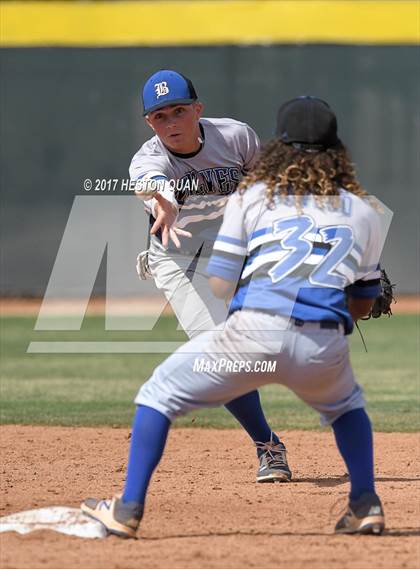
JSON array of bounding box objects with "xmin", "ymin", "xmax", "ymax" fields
[{"xmin": 268, "ymin": 215, "xmax": 354, "ymax": 289}]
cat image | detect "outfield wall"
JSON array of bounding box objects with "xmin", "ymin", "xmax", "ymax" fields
[{"xmin": 1, "ymin": 46, "xmax": 419, "ymax": 294}]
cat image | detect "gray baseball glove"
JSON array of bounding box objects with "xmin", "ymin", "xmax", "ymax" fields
[{"xmin": 136, "ymin": 250, "xmax": 153, "ymax": 280}]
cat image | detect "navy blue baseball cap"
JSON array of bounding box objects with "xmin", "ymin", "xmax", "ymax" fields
[
  {"xmin": 142, "ymin": 70, "xmax": 198, "ymax": 116},
  {"xmin": 276, "ymin": 96, "xmax": 340, "ymax": 149}
]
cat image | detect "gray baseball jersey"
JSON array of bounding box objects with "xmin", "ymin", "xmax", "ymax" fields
[{"xmin": 129, "ymin": 117, "xmax": 260, "ymax": 254}]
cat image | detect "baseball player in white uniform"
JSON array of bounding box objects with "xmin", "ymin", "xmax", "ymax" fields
[
  {"xmin": 82, "ymin": 96, "xmax": 390, "ymax": 538},
  {"xmin": 130, "ymin": 70, "xmax": 291, "ymax": 483}
]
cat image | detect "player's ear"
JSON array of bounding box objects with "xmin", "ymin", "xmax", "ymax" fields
[
  {"xmin": 145, "ymin": 115, "xmax": 156, "ymax": 132},
  {"xmin": 194, "ymin": 102, "xmax": 204, "ymax": 119}
]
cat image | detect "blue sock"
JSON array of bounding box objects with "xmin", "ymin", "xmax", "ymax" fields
[
  {"xmin": 122, "ymin": 405, "xmax": 170, "ymax": 505},
  {"xmin": 332, "ymin": 408, "xmax": 375, "ymax": 501},
  {"xmin": 224, "ymin": 390, "xmax": 279, "ymax": 453}
]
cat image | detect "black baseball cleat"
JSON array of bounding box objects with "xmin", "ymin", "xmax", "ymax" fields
[
  {"xmin": 256, "ymin": 437, "xmax": 292, "ymax": 483},
  {"xmin": 81, "ymin": 495, "xmax": 143, "ymax": 538},
  {"xmin": 335, "ymin": 492, "xmax": 385, "ymax": 535}
]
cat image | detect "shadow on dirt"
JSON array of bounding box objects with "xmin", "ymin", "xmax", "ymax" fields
[{"xmin": 140, "ymin": 527, "xmax": 420, "ymax": 541}]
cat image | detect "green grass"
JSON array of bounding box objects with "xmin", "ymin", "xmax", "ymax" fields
[{"xmin": 0, "ymin": 314, "xmax": 418, "ymax": 431}]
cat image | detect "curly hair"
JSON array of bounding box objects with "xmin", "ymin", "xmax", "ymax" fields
[{"xmin": 239, "ymin": 139, "xmax": 367, "ymax": 209}]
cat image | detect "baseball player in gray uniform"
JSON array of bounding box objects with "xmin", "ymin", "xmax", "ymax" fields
[
  {"xmin": 82, "ymin": 96, "xmax": 390, "ymax": 538},
  {"xmin": 130, "ymin": 69, "xmax": 291, "ymax": 483}
]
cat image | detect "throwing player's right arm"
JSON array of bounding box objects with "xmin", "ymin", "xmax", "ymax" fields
[
  {"xmin": 148, "ymin": 191, "xmax": 191, "ymax": 249},
  {"xmin": 133, "ymin": 172, "xmax": 191, "ymax": 248}
]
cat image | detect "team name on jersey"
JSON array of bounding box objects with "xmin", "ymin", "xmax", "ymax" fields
[
  {"xmin": 174, "ymin": 167, "xmax": 241, "ymax": 203},
  {"xmin": 275, "ymin": 194, "xmax": 353, "ymax": 217}
]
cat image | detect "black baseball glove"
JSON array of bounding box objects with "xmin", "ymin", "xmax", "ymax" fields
[{"xmin": 363, "ymin": 268, "xmax": 396, "ymax": 319}]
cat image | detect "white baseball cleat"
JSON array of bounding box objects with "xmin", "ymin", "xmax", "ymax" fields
[
  {"xmin": 334, "ymin": 492, "xmax": 385, "ymax": 535},
  {"xmin": 81, "ymin": 495, "xmax": 143, "ymax": 539}
]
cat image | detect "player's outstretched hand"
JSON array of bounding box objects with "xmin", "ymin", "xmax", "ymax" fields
[{"xmin": 150, "ymin": 194, "xmax": 192, "ymax": 248}]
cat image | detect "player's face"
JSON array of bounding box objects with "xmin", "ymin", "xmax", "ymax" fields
[{"xmin": 145, "ymin": 102, "xmax": 204, "ymax": 154}]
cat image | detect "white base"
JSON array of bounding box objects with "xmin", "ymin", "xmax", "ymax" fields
[{"xmin": 0, "ymin": 507, "xmax": 107, "ymax": 539}]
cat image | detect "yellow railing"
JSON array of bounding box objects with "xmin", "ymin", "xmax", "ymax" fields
[{"xmin": 1, "ymin": 1, "xmax": 419, "ymax": 46}]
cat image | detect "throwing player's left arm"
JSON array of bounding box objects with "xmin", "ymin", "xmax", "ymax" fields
[{"xmin": 241, "ymin": 125, "xmax": 261, "ymax": 175}]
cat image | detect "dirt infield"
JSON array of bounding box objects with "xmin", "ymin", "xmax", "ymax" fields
[
  {"xmin": 1, "ymin": 295, "xmax": 419, "ymax": 316},
  {"xmin": 1, "ymin": 426, "xmax": 418, "ymax": 569},
  {"xmin": 0, "ymin": 296, "xmax": 174, "ymax": 317}
]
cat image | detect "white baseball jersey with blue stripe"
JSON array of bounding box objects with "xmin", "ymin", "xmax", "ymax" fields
[{"xmin": 207, "ymin": 183, "xmax": 391, "ymax": 334}]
